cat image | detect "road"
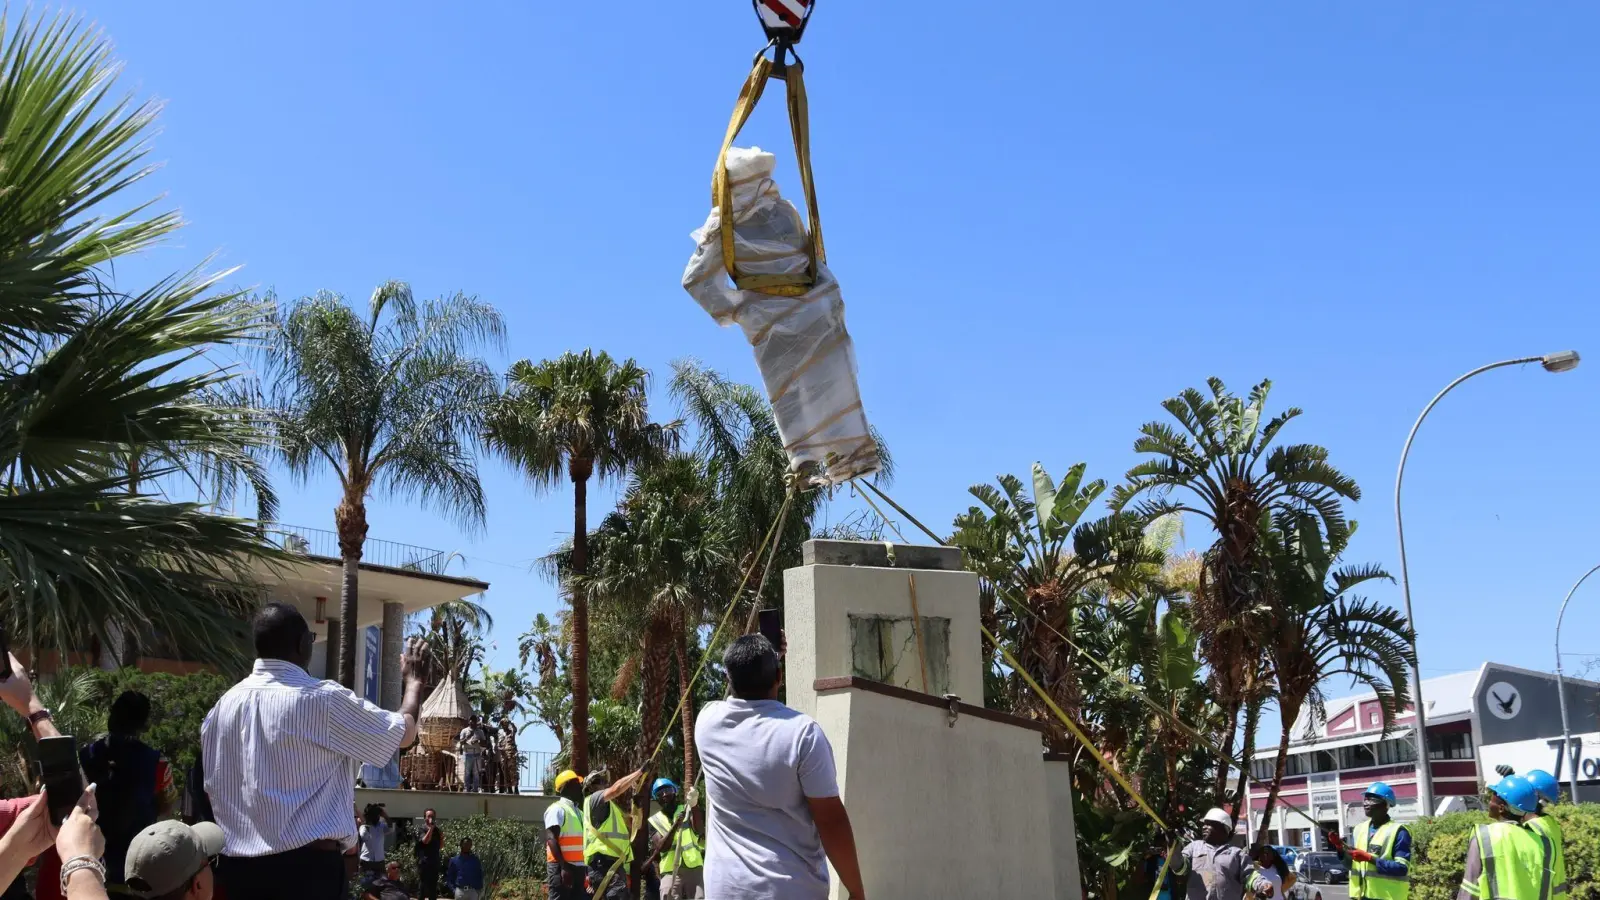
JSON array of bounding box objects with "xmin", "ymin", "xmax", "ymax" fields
[{"xmin": 1300, "ymin": 883, "xmax": 1350, "ymax": 900}]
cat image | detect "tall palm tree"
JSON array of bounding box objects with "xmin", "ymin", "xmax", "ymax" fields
[
  {"xmin": 951, "ymin": 462, "xmax": 1161, "ymax": 747},
  {"xmin": 1112, "ymin": 378, "xmax": 1360, "ymax": 802},
  {"xmin": 0, "ymin": 11, "xmax": 285, "ymax": 667},
  {"xmin": 263, "ymin": 283, "xmax": 503, "ymax": 688},
  {"xmin": 1256, "ymin": 514, "xmax": 1414, "ymax": 835},
  {"xmin": 487, "ymin": 350, "xmax": 677, "ymax": 772}
]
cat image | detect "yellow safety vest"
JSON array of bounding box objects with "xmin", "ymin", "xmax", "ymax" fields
[
  {"xmin": 1351, "ymin": 820, "xmax": 1410, "ymax": 900},
  {"xmin": 584, "ymin": 800, "xmax": 633, "ymax": 863},
  {"xmin": 546, "ymin": 797, "xmax": 586, "ymax": 864},
  {"xmin": 649, "ymin": 810, "xmax": 704, "ymax": 873},
  {"xmin": 1459, "ymin": 822, "xmax": 1553, "ymax": 900},
  {"xmin": 1525, "ymin": 816, "xmax": 1567, "ymax": 900}
]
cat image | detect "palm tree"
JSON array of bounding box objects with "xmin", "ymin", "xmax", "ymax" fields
[
  {"xmin": 1256, "ymin": 514, "xmax": 1414, "ymax": 835},
  {"xmin": 0, "ymin": 11, "xmax": 285, "ymax": 667},
  {"xmin": 487, "ymin": 350, "xmax": 677, "ymax": 773},
  {"xmin": 951, "ymin": 462, "xmax": 1161, "ymax": 746},
  {"xmin": 414, "ymin": 597, "xmax": 495, "ymax": 689},
  {"xmin": 263, "ymin": 283, "xmax": 503, "ymax": 688},
  {"xmin": 1112, "ymin": 378, "xmax": 1360, "ymax": 802}
]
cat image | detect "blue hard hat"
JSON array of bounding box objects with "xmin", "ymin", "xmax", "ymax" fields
[
  {"xmin": 1363, "ymin": 782, "xmax": 1397, "ymax": 806},
  {"xmin": 652, "ymin": 778, "xmax": 679, "ymax": 796},
  {"xmin": 1524, "ymin": 770, "xmax": 1560, "ymax": 805},
  {"xmin": 1488, "ymin": 775, "xmax": 1537, "ymax": 816}
]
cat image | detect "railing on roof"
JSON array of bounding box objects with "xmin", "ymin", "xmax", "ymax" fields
[{"xmin": 268, "ymin": 524, "xmax": 453, "ymax": 576}]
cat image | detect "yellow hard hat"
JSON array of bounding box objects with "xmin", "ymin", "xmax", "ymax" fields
[{"xmin": 554, "ymin": 769, "xmax": 583, "ymax": 791}]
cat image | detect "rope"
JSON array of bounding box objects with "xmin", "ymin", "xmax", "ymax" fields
[
  {"xmin": 857, "ymin": 479, "xmax": 1326, "ymax": 834},
  {"xmin": 589, "ymin": 486, "xmax": 800, "ymax": 899}
]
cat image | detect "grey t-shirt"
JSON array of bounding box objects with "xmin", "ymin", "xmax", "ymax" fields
[
  {"xmin": 696, "ymin": 698, "xmax": 839, "ymax": 900},
  {"xmin": 1177, "ymin": 839, "xmax": 1255, "ymax": 900}
]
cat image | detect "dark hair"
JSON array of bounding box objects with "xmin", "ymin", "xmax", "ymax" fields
[
  {"xmin": 253, "ymin": 602, "xmax": 310, "ymax": 661},
  {"xmin": 724, "ymin": 634, "xmax": 780, "ymax": 699},
  {"xmin": 1254, "ymin": 845, "xmax": 1288, "ymax": 881},
  {"xmin": 151, "ymin": 877, "xmax": 197, "ymax": 900},
  {"xmin": 460, "ymin": 837, "xmax": 473, "ymax": 849},
  {"xmin": 107, "ymin": 690, "xmax": 151, "ymax": 735},
  {"xmin": 363, "ymin": 803, "xmax": 383, "ymax": 826}
]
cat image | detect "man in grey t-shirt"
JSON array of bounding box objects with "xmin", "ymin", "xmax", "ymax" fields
[
  {"xmin": 1169, "ymin": 808, "xmax": 1275, "ymax": 900},
  {"xmin": 695, "ymin": 634, "xmax": 866, "ymax": 900}
]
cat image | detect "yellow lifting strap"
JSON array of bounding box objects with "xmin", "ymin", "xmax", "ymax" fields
[{"xmin": 711, "ymin": 50, "xmax": 826, "ymax": 297}]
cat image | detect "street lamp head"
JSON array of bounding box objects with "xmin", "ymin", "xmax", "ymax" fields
[{"xmin": 1541, "ymin": 350, "xmax": 1581, "ymax": 373}]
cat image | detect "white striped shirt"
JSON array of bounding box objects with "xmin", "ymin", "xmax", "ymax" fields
[{"xmin": 202, "ymin": 659, "xmax": 407, "ymax": 857}]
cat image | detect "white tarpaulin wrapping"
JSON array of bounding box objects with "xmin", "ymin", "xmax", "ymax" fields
[{"xmin": 682, "ymin": 146, "xmax": 879, "ymax": 485}]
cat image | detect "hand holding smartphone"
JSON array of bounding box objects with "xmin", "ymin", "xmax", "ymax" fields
[
  {"xmin": 757, "ymin": 609, "xmax": 784, "ymax": 659},
  {"xmin": 36, "ymin": 735, "xmax": 83, "ymax": 826}
]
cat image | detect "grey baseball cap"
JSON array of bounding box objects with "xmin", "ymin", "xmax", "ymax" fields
[{"xmin": 125, "ymin": 820, "xmax": 224, "ymax": 897}]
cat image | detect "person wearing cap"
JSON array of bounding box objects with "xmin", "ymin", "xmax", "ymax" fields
[
  {"xmin": 1521, "ymin": 771, "xmax": 1567, "ymax": 900},
  {"xmin": 123, "ymin": 819, "xmax": 225, "ymax": 900},
  {"xmin": 648, "ymin": 779, "xmax": 704, "ymax": 899},
  {"xmin": 543, "ymin": 770, "xmax": 587, "ymax": 900},
  {"xmin": 1458, "ymin": 776, "xmax": 1554, "ymax": 900},
  {"xmin": 1167, "ymin": 808, "xmax": 1276, "ymax": 900},
  {"xmin": 1334, "ymin": 782, "xmax": 1411, "ymax": 900}
]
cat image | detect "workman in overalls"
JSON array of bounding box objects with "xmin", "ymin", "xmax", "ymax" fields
[
  {"xmin": 585, "ymin": 769, "xmax": 644, "ymax": 900},
  {"xmin": 1520, "ymin": 770, "xmax": 1568, "ymax": 900},
  {"xmin": 1335, "ymin": 782, "xmax": 1411, "ymax": 900},
  {"xmin": 648, "ymin": 779, "xmax": 705, "ymax": 899}
]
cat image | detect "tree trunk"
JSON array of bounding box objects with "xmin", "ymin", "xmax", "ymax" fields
[
  {"xmin": 334, "ymin": 495, "xmax": 368, "ymax": 690},
  {"xmin": 1214, "ymin": 698, "xmax": 1241, "ymax": 802},
  {"xmin": 1257, "ymin": 699, "xmax": 1299, "ymax": 839},
  {"xmin": 569, "ymin": 468, "xmax": 591, "ymax": 775},
  {"xmin": 676, "ymin": 625, "xmax": 696, "ymax": 787},
  {"xmin": 1233, "ymin": 692, "xmax": 1263, "ymax": 827},
  {"xmin": 631, "ymin": 619, "xmax": 673, "ymax": 893}
]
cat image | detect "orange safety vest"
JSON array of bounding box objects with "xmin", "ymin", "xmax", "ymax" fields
[{"xmin": 546, "ymin": 797, "xmax": 585, "ymax": 864}]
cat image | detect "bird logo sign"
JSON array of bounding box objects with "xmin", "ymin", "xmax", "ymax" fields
[{"xmin": 1486, "ymin": 681, "xmax": 1522, "ymax": 720}]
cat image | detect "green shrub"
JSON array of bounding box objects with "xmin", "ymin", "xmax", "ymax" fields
[
  {"xmin": 1410, "ymin": 804, "xmax": 1599, "ymax": 900},
  {"xmin": 388, "ymin": 815, "xmax": 548, "ymax": 899}
]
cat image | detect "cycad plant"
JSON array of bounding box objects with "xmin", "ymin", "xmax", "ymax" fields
[
  {"xmin": 1257, "ymin": 514, "xmax": 1414, "ymax": 834},
  {"xmin": 1113, "ymin": 378, "xmax": 1360, "ymax": 802},
  {"xmin": 262, "ymin": 283, "xmax": 503, "ymax": 688},
  {"xmin": 951, "ymin": 462, "xmax": 1160, "ymax": 744},
  {"xmin": 0, "ymin": 11, "xmax": 284, "ymax": 666}
]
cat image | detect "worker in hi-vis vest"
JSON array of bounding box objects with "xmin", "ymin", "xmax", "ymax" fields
[
  {"xmin": 1520, "ymin": 770, "xmax": 1568, "ymax": 900},
  {"xmin": 648, "ymin": 778, "xmax": 705, "ymax": 899},
  {"xmin": 1332, "ymin": 782, "xmax": 1411, "ymax": 900},
  {"xmin": 1458, "ymin": 776, "xmax": 1556, "ymax": 900},
  {"xmin": 543, "ymin": 769, "xmax": 587, "ymax": 900},
  {"xmin": 585, "ymin": 768, "xmax": 645, "ymax": 900}
]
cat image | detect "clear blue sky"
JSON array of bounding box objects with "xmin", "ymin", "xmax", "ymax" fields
[{"xmin": 87, "ymin": 3, "xmax": 1599, "ymax": 750}]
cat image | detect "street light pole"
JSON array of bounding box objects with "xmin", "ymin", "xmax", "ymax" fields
[
  {"xmin": 1555, "ymin": 563, "xmax": 1600, "ymax": 802},
  {"xmin": 1395, "ymin": 350, "xmax": 1579, "ymax": 818}
]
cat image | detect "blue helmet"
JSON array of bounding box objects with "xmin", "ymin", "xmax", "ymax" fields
[
  {"xmin": 1363, "ymin": 782, "xmax": 1397, "ymax": 806},
  {"xmin": 652, "ymin": 778, "xmax": 679, "ymax": 796},
  {"xmin": 1488, "ymin": 775, "xmax": 1537, "ymax": 816},
  {"xmin": 1524, "ymin": 769, "xmax": 1560, "ymax": 805}
]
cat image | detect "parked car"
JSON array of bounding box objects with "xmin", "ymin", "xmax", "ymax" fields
[
  {"xmin": 1298, "ymin": 851, "xmax": 1348, "ymax": 884},
  {"xmin": 1270, "ymin": 845, "xmax": 1299, "ymax": 871}
]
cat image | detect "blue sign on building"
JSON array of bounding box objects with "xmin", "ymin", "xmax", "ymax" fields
[{"xmin": 362, "ymin": 625, "xmax": 381, "ymax": 704}]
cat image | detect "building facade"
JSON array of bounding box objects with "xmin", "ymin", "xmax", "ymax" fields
[{"xmin": 1246, "ymin": 662, "xmax": 1600, "ymax": 849}]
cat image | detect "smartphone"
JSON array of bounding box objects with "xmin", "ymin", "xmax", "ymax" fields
[
  {"xmin": 36, "ymin": 736, "xmax": 82, "ymax": 826},
  {"xmin": 757, "ymin": 608, "xmax": 782, "ymax": 655}
]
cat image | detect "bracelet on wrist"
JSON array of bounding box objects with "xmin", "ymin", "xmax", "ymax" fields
[{"xmin": 59, "ymin": 855, "xmax": 106, "ymax": 894}]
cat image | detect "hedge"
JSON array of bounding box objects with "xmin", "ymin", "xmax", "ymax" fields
[
  {"xmin": 1410, "ymin": 804, "xmax": 1598, "ymax": 900},
  {"xmin": 387, "ymin": 814, "xmax": 548, "ymax": 899}
]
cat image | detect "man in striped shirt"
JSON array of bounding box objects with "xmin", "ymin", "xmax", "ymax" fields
[{"xmin": 202, "ymin": 603, "xmax": 427, "ymax": 900}]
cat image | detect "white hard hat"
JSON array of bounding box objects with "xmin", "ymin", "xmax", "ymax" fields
[{"xmin": 1202, "ymin": 808, "xmax": 1234, "ymax": 829}]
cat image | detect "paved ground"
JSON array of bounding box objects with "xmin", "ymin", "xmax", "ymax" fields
[{"xmin": 1300, "ymin": 883, "xmax": 1350, "ymax": 900}]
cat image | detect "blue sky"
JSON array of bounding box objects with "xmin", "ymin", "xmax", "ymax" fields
[{"xmin": 85, "ymin": 3, "xmax": 1599, "ymax": 750}]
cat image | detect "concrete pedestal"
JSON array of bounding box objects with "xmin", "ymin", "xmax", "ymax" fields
[{"xmin": 784, "ymin": 540, "xmax": 1080, "ymax": 899}]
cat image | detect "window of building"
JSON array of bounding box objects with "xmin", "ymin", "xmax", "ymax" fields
[
  {"xmin": 1251, "ymin": 759, "xmax": 1275, "ymax": 781},
  {"xmin": 1340, "ymin": 743, "xmax": 1379, "ymax": 770},
  {"xmin": 1376, "ymin": 738, "xmax": 1418, "ymax": 765},
  {"xmin": 1428, "ymin": 731, "xmax": 1473, "ymax": 760}
]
